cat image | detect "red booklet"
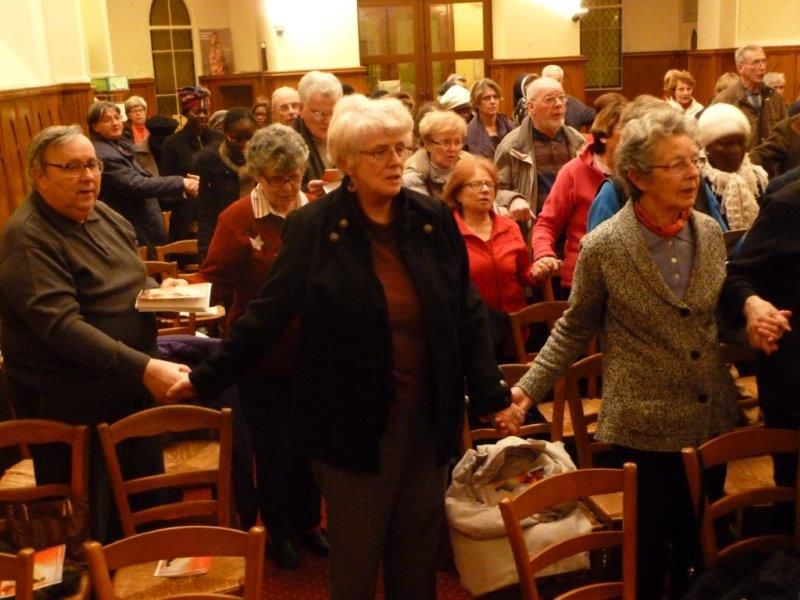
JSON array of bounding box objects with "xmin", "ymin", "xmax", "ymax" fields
[{"xmin": 0, "ymin": 544, "xmax": 65, "ymax": 598}]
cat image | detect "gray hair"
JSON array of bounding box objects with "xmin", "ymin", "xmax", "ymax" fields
[
  {"xmin": 297, "ymin": 71, "xmax": 343, "ymax": 105},
  {"xmin": 86, "ymin": 101, "xmax": 120, "ymax": 139},
  {"xmin": 764, "ymin": 72, "xmax": 786, "ymax": 88},
  {"xmin": 246, "ymin": 124, "xmax": 309, "ymax": 177},
  {"xmin": 469, "ymin": 78, "xmax": 502, "ymax": 109},
  {"xmin": 526, "ymin": 76, "xmax": 562, "ymax": 102},
  {"xmin": 27, "ymin": 125, "xmax": 85, "ymax": 184},
  {"xmin": 418, "ymin": 109, "xmax": 466, "ymax": 141},
  {"xmin": 735, "ymin": 44, "xmax": 764, "ymax": 67},
  {"xmin": 615, "ymin": 110, "xmax": 698, "ymax": 201},
  {"xmin": 541, "ymin": 65, "xmax": 564, "ymax": 81},
  {"xmin": 124, "ymin": 95, "xmax": 147, "ymax": 114},
  {"xmin": 327, "ymin": 95, "xmax": 413, "ymax": 169}
]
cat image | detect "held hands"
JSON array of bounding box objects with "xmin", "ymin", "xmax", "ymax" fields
[
  {"xmin": 531, "ymin": 256, "xmax": 562, "ymax": 282},
  {"xmin": 491, "ymin": 386, "xmax": 535, "ymax": 436},
  {"xmin": 743, "ymin": 295, "xmax": 792, "ymax": 355},
  {"xmin": 183, "ymin": 174, "xmax": 200, "ymax": 197},
  {"xmin": 167, "ymin": 374, "xmax": 199, "ymax": 403},
  {"xmin": 143, "ymin": 358, "xmax": 192, "ymax": 404}
]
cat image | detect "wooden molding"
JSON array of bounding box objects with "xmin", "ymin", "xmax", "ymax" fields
[{"xmin": 487, "ymin": 55, "xmax": 589, "ymax": 108}]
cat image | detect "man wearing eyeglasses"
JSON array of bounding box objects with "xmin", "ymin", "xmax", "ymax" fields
[
  {"xmin": 713, "ymin": 44, "xmax": 787, "ymax": 149},
  {"xmin": 271, "ymin": 86, "xmax": 302, "ymax": 127},
  {"xmin": 0, "ymin": 125, "xmax": 190, "ymax": 542},
  {"xmin": 294, "ymin": 71, "xmax": 343, "ymax": 199},
  {"xmin": 494, "ymin": 77, "xmax": 586, "ymax": 218}
]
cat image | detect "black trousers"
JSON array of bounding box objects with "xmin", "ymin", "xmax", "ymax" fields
[
  {"xmin": 238, "ymin": 374, "xmax": 320, "ymax": 540},
  {"xmin": 611, "ymin": 445, "xmax": 726, "ymax": 600}
]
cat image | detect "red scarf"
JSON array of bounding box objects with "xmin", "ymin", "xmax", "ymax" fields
[{"xmin": 634, "ymin": 201, "xmax": 691, "ymax": 238}]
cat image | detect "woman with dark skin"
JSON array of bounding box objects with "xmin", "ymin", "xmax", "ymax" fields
[
  {"xmin": 195, "ymin": 108, "xmax": 257, "ymax": 258},
  {"xmin": 252, "ymin": 99, "xmax": 270, "ymax": 129},
  {"xmin": 161, "ymin": 86, "xmax": 223, "ymax": 241}
]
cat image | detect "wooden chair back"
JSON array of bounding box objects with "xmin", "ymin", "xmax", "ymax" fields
[
  {"xmin": 508, "ymin": 301, "xmax": 570, "ymax": 364},
  {"xmin": 144, "ymin": 260, "xmax": 179, "ymax": 283},
  {"xmin": 84, "ymin": 525, "xmax": 265, "ymax": 600},
  {"xmin": 156, "ymin": 240, "xmax": 201, "ymax": 273},
  {"xmin": 0, "ymin": 547, "xmax": 35, "ymax": 600},
  {"xmin": 0, "ymin": 419, "xmax": 88, "ymax": 504},
  {"xmin": 97, "ymin": 406, "xmax": 233, "ymax": 537},
  {"xmin": 564, "ymin": 353, "xmax": 608, "ymax": 469},
  {"xmin": 499, "ymin": 463, "xmax": 638, "ymax": 600},
  {"xmin": 682, "ymin": 428, "xmax": 800, "ymax": 569}
]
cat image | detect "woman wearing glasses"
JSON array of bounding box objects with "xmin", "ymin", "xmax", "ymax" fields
[
  {"xmin": 88, "ymin": 101, "xmax": 198, "ymax": 254},
  {"xmin": 403, "ymin": 109, "xmax": 470, "ymax": 201},
  {"xmin": 167, "ymin": 95, "xmax": 521, "ymax": 600},
  {"xmin": 174, "ymin": 124, "xmax": 325, "ymax": 568},
  {"xmin": 444, "ymin": 157, "xmax": 533, "ymax": 360},
  {"xmin": 511, "ymin": 110, "xmax": 738, "ymax": 599}
]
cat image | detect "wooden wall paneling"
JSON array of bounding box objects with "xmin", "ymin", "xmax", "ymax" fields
[
  {"xmin": 127, "ymin": 78, "xmax": 158, "ymax": 117},
  {"xmin": 765, "ymin": 48, "xmax": 799, "ymax": 103},
  {"xmin": 487, "ymin": 56, "xmax": 588, "ymax": 117},
  {"xmin": 262, "ymin": 66, "xmax": 369, "ymax": 97},
  {"xmin": 621, "ymin": 51, "xmax": 688, "ymax": 102}
]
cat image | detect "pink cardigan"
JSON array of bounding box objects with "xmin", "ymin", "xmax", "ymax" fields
[{"xmin": 531, "ymin": 142, "xmax": 606, "ymax": 288}]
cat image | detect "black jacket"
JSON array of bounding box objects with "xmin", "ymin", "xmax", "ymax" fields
[
  {"xmin": 93, "ymin": 137, "xmax": 184, "ymax": 247},
  {"xmin": 190, "ymin": 183, "xmax": 510, "ymax": 472},
  {"xmin": 294, "ymin": 117, "xmax": 326, "ymax": 192},
  {"xmin": 194, "ymin": 149, "xmax": 241, "ymax": 258}
]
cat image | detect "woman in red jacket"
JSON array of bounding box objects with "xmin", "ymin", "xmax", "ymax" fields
[
  {"xmin": 443, "ymin": 157, "xmax": 533, "ymax": 359},
  {"xmin": 530, "ymin": 97, "xmax": 627, "ymax": 295}
]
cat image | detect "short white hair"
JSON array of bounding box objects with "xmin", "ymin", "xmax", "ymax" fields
[
  {"xmin": 764, "ymin": 72, "xmax": 786, "ymax": 88},
  {"xmin": 327, "ymin": 95, "xmax": 412, "ymax": 169},
  {"xmin": 735, "ymin": 44, "xmax": 764, "ymax": 67},
  {"xmin": 271, "ymin": 86, "xmax": 299, "ymax": 104},
  {"xmin": 541, "ymin": 65, "xmax": 564, "ymax": 81},
  {"xmin": 298, "ymin": 71, "xmax": 343, "ymax": 105},
  {"xmin": 526, "ymin": 77, "xmax": 563, "ymax": 102}
]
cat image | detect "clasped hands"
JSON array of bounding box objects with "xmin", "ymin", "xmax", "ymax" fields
[
  {"xmin": 743, "ymin": 295, "xmax": 792, "ymax": 355},
  {"xmin": 489, "ymin": 386, "xmax": 534, "ymax": 436}
]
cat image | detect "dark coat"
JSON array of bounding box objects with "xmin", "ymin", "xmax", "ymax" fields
[
  {"xmin": 713, "ymin": 81, "xmax": 788, "ymax": 149},
  {"xmin": 93, "ymin": 137, "xmax": 184, "ymax": 248},
  {"xmin": 294, "ymin": 117, "xmax": 326, "ymax": 191},
  {"xmin": 194, "ymin": 148, "xmax": 241, "ymax": 258},
  {"xmin": 189, "ymin": 183, "xmax": 510, "ymax": 472},
  {"xmin": 160, "ymin": 126, "xmax": 223, "ymax": 240},
  {"xmin": 465, "ymin": 114, "xmax": 516, "ymax": 159}
]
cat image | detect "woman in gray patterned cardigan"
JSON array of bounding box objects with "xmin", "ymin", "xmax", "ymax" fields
[{"xmin": 512, "ymin": 109, "xmax": 739, "ymax": 599}]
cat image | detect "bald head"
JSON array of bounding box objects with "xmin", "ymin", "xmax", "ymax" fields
[
  {"xmin": 271, "ymin": 87, "xmax": 301, "ymax": 126},
  {"xmin": 526, "ymin": 78, "xmax": 566, "ymax": 136},
  {"xmin": 541, "ymin": 65, "xmax": 564, "ymax": 82}
]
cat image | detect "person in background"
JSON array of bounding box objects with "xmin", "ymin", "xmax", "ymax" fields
[
  {"xmin": 697, "ymin": 103, "xmax": 767, "ymax": 230},
  {"xmin": 389, "ymin": 90, "xmax": 415, "ymax": 115},
  {"xmin": 444, "ymin": 157, "xmax": 533, "ymax": 360},
  {"xmin": 412, "ymin": 101, "xmax": 443, "ymax": 149},
  {"xmin": 494, "ymin": 76, "xmax": 586, "ymax": 219},
  {"xmin": 711, "ymin": 72, "xmax": 740, "ymax": 103},
  {"xmin": 252, "ymin": 98, "xmax": 270, "ymax": 129},
  {"xmin": 123, "ymin": 95, "xmax": 148, "ymax": 144},
  {"xmin": 161, "ymin": 86, "xmax": 223, "ymax": 241},
  {"xmin": 712, "ymin": 44, "xmax": 787, "ymax": 148},
  {"xmin": 0, "ymin": 125, "xmax": 190, "ymax": 542},
  {"xmin": 531, "ymin": 96, "xmax": 627, "ymax": 294},
  {"xmin": 180, "ymin": 124, "xmax": 325, "ymax": 569},
  {"xmin": 403, "ymin": 109, "xmax": 470, "ymax": 201},
  {"xmin": 166, "ymin": 95, "xmax": 521, "ymax": 600},
  {"xmin": 764, "ymin": 72, "xmax": 786, "ymax": 101},
  {"xmin": 294, "ymin": 71, "xmax": 343, "ymax": 198},
  {"xmin": 195, "ymin": 108, "xmax": 257, "ymax": 259},
  {"xmin": 134, "ymin": 115, "xmax": 178, "ymax": 177},
  {"xmin": 208, "ymin": 110, "xmax": 228, "ymax": 132},
  {"xmin": 89, "ymin": 101, "xmax": 197, "ymax": 252},
  {"xmin": 512, "ymin": 110, "xmax": 738, "ymax": 599},
  {"xmin": 465, "ymin": 78, "xmax": 515, "ymax": 159},
  {"xmin": 750, "ymin": 112, "xmax": 800, "ymax": 177},
  {"xmin": 271, "ymin": 86, "xmax": 302, "ymax": 127},
  {"xmin": 512, "ymin": 73, "xmax": 539, "ymax": 126},
  {"xmin": 541, "ymin": 64, "xmax": 596, "ymax": 130},
  {"xmin": 438, "ymin": 83, "xmax": 474, "ymax": 123},
  {"xmin": 665, "ymin": 70, "xmax": 704, "ymax": 118}
]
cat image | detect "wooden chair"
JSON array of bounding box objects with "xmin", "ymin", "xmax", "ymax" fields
[
  {"xmin": 508, "ymin": 301, "xmax": 570, "ymax": 364},
  {"xmin": 156, "ymin": 240, "xmax": 201, "ymax": 273},
  {"xmin": 97, "ymin": 406, "xmax": 233, "ymax": 538},
  {"xmin": 682, "ymin": 428, "xmax": 800, "ymax": 569},
  {"xmin": 499, "ymin": 463, "xmax": 638, "ymax": 600},
  {"xmin": 141, "ymin": 260, "xmax": 198, "ymax": 334},
  {"xmin": 0, "ymin": 547, "xmax": 35, "ymax": 600},
  {"xmin": 144, "ymin": 260, "xmax": 179, "ymax": 283},
  {"xmin": 84, "ymin": 525, "xmax": 265, "ymax": 600}
]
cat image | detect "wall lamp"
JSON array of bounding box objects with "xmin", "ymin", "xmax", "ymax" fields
[{"xmin": 572, "ymin": 8, "xmax": 589, "ymax": 22}]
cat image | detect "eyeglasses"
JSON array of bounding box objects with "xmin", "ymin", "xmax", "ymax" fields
[
  {"xmin": 43, "ymin": 160, "xmax": 104, "ymax": 176},
  {"xmin": 536, "ymin": 94, "xmax": 568, "ymax": 106},
  {"xmin": 359, "ymin": 143, "xmax": 413, "ymax": 162},
  {"xmin": 651, "ymin": 156, "xmax": 706, "ymax": 174},
  {"xmin": 464, "ymin": 180, "xmax": 495, "ymax": 191},
  {"xmin": 309, "ymin": 110, "xmax": 333, "ymax": 122},
  {"xmin": 428, "ymin": 139, "xmax": 463, "ymax": 149},
  {"xmin": 265, "ymin": 173, "xmax": 303, "ymax": 187}
]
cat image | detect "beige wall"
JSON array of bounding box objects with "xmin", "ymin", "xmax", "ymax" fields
[
  {"xmin": 106, "ymin": 0, "xmax": 153, "ymax": 78},
  {"xmin": 492, "ymin": 0, "xmax": 580, "ymax": 59},
  {"xmin": 1, "ymin": 3, "xmax": 53, "ymax": 89},
  {"xmin": 622, "ymin": 0, "xmax": 683, "ymax": 52},
  {"xmin": 228, "ymin": 0, "xmax": 259, "ymax": 72},
  {"xmin": 44, "ymin": 0, "xmax": 91, "ymax": 83},
  {"xmin": 737, "ymin": 0, "xmax": 800, "ymax": 46},
  {"xmin": 81, "ymin": 0, "xmax": 114, "ymax": 76}
]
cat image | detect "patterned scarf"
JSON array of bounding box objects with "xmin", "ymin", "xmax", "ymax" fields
[
  {"xmin": 219, "ymin": 142, "xmax": 255, "ymax": 197},
  {"xmin": 701, "ymin": 153, "xmax": 767, "ymax": 230},
  {"xmin": 634, "ymin": 201, "xmax": 691, "ymax": 238}
]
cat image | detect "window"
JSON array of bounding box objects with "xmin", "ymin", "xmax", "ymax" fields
[
  {"xmin": 150, "ymin": 0, "xmax": 196, "ymax": 116},
  {"xmin": 580, "ymin": 0, "xmax": 622, "ymax": 89}
]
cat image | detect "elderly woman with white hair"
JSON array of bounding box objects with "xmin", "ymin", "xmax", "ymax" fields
[
  {"xmin": 697, "ymin": 103, "xmax": 768, "ymax": 230},
  {"xmin": 403, "ymin": 109, "xmax": 470, "ymax": 201},
  {"xmin": 167, "ymin": 95, "xmax": 521, "ymax": 599},
  {"xmin": 123, "ymin": 95, "xmax": 148, "ymax": 144},
  {"xmin": 511, "ymin": 109, "xmax": 738, "ymax": 598}
]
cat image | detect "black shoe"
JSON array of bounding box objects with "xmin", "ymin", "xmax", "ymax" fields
[
  {"xmin": 268, "ymin": 538, "xmax": 299, "ymax": 570},
  {"xmin": 299, "ymin": 528, "xmax": 330, "ymax": 557}
]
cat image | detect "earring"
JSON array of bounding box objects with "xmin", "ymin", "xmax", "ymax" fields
[{"xmin": 347, "ymin": 180, "xmax": 356, "ymax": 193}]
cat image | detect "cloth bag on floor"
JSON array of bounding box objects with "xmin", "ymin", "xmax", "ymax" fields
[{"xmin": 446, "ymin": 436, "xmax": 591, "ymax": 596}]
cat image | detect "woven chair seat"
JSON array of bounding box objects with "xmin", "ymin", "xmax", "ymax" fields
[
  {"xmin": 538, "ymin": 397, "xmax": 601, "ymax": 437},
  {"xmin": 0, "ymin": 459, "xmax": 35, "ymax": 489},
  {"xmin": 724, "ymin": 455, "xmax": 774, "ymax": 496},
  {"xmin": 163, "ymin": 441, "xmax": 220, "ymax": 475},
  {"xmin": 113, "ymin": 556, "xmax": 245, "ymax": 600}
]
